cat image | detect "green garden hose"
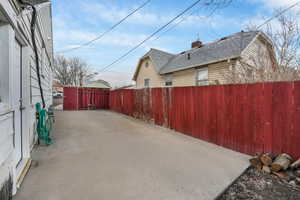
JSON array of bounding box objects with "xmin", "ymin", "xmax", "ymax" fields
[{"xmin": 36, "ymin": 103, "xmax": 53, "ymax": 145}]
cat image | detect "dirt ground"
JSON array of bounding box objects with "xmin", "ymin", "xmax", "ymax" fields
[{"xmin": 217, "ymin": 167, "xmax": 300, "ymax": 200}]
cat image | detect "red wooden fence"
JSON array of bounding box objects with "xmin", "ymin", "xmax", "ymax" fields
[
  {"xmin": 64, "ymin": 87, "xmax": 109, "ymax": 110},
  {"xmin": 109, "ymin": 82, "xmax": 300, "ymax": 159}
]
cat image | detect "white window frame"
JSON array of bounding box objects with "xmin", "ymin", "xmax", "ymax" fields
[
  {"xmin": 196, "ymin": 67, "xmax": 209, "ymax": 86},
  {"xmin": 144, "ymin": 78, "xmax": 150, "ymax": 88},
  {"xmin": 164, "ymin": 74, "xmax": 173, "ymax": 87}
]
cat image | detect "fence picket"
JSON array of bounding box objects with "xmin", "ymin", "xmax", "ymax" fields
[{"xmin": 64, "ymin": 82, "xmax": 300, "ymax": 158}]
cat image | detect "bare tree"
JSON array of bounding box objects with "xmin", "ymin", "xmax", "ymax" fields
[
  {"xmin": 53, "ymin": 55, "xmax": 97, "ymax": 87},
  {"xmin": 53, "ymin": 55, "xmax": 71, "ymax": 86},
  {"xmin": 224, "ymin": 9, "xmax": 300, "ymax": 84}
]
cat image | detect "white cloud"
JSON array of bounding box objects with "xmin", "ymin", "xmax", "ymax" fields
[
  {"xmin": 94, "ymin": 70, "xmax": 135, "ymax": 88},
  {"xmin": 81, "ymin": 2, "xmax": 170, "ymax": 26},
  {"xmin": 55, "ymin": 29, "xmax": 98, "ymax": 43},
  {"xmin": 80, "ymin": 2, "xmax": 229, "ymax": 29},
  {"xmin": 242, "ymin": 1, "xmax": 300, "ymax": 31},
  {"xmin": 242, "ymin": 14, "xmax": 283, "ymax": 32},
  {"xmin": 250, "ymin": 0, "xmax": 300, "ymax": 9},
  {"xmin": 53, "ymin": 12, "xmax": 150, "ymax": 50},
  {"xmin": 54, "ymin": 28, "xmax": 149, "ymax": 51},
  {"xmin": 62, "ymin": 45, "xmax": 95, "ymax": 50},
  {"xmin": 53, "ymin": 16, "xmax": 67, "ymax": 29},
  {"xmin": 54, "ymin": 0, "xmax": 240, "ymax": 53},
  {"xmin": 100, "ymin": 32, "xmax": 148, "ymax": 47}
]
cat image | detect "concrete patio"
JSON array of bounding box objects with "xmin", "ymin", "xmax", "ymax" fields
[{"xmin": 14, "ymin": 111, "xmax": 249, "ymax": 200}]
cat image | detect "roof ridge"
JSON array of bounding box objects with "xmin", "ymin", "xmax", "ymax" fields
[
  {"xmin": 159, "ymin": 54, "xmax": 178, "ymax": 73},
  {"xmin": 179, "ymin": 31, "xmax": 260, "ymax": 55},
  {"xmin": 150, "ymin": 48, "xmax": 175, "ymax": 56},
  {"xmin": 158, "ymin": 31, "xmax": 262, "ymax": 74}
]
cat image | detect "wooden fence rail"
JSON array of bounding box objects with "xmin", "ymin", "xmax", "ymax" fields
[{"xmin": 109, "ymin": 82, "xmax": 300, "ymax": 158}]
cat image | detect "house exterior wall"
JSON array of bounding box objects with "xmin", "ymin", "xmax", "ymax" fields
[
  {"xmin": 135, "ymin": 58, "xmax": 164, "ymax": 89},
  {"xmin": 0, "ymin": 0, "xmax": 53, "ymax": 197},
  {"xmin": 171, "ymin": 61, "xmax": 232, "ymax": 87},
  {"xmin": 207, "ymin": 61, "xmax": 232, "ymax": 85},
  {"xmin": 241, "ymin": 35, "xmax": 273, "ymax": 69},
  {"xmin": 172, "ymin": 68, "xmax": 196, "ymax": 87},
  {"xmin": 226, "ymin": 35, "xmax": 275, "ymax": 83},
  {"xmin": 134, "ymin": 35, "xmax": 273, "ymax": 88},
  {"xmin": 135, "ymin": 60, "xmax": 233, "ymax": 88}
]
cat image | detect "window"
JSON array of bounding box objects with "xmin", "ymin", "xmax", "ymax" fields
[
  {"xmin": 196, "ymin": 68, "xmax": 209, "ymax": 86},
  {"xmin": 165, "ymin": 74, "xmax": 173, "ymax": 86},
  {"xmin": 187, "ymin": 53, "xmax": 191, "ymax": 60},
  {"xmin": 144, "ymin": 79, "xmax": 150, "ymax": 87},
  {"xmin": 145, "ymin": 62, "xmax": 149, "ymax": 68}
]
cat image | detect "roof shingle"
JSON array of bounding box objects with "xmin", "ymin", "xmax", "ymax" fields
[
  {"xmin": 134, "ymin": 31, "xmax": 261, "ymax": 80},
  {"xmin": 160, "ymin": 31, "xmax": 259, "ymax": 74},
  {"xmin": 143, "ymin": 48, "xmax": 174, "ymax": 72}
]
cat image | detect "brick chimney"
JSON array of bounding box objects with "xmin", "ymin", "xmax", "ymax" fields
[{"xmin": 191, "ymin": 40, "xmax": 203, "ymax": 48}]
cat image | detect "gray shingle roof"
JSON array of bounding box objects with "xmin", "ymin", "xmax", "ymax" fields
[
  {"xmin": 133, "ymin": 31, "xmax": 261, "ymax": 80},
  {"xmin": 84, "ymin": 80, "xmax": 111, "ymax": 89},
  {"xmin": 160, "ymin": 31, "xmax": 259, "ymax": 74},
  {"xmin": 143, "ymin": 48, "xmax": 174, "ymax": 72}
]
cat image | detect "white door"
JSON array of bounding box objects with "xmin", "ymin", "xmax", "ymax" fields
[{"xmin": 13, "ymin": 39, "xmax": 23, "ymax": 167}]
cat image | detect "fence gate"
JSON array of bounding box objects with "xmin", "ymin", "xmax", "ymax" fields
[{"xmin": 63, "ymin": 87, "xmax": 109, "ymax": 110}]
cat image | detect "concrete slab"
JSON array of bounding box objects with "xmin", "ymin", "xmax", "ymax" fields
[{"xmin": 14, "ymin": 111, "xmax": 250, "ymax": 200}]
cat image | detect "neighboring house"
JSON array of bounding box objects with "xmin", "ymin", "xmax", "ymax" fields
[
  {"xmin": 53, "ymin": 86, "xmax": 63, "ymax": 93},
  {"xmin": 84, "ymin": 79, "xmax": 111, "ymax": 89},
  {"xmin": 114, "ymin": 85, "xmax": 136, "ymax": 90},
  {"xmin": 133, "ymin": 31, "xmax": 275, "ymax": 88},
  {"xmin": 52, "ymin": 81, "xmax": 63, "ymax": 93},
  {"xmin": 0, "ymin": 0, "xmax": 53, "ymax": 198}
]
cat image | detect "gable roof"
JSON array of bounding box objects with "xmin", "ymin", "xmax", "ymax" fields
[
  {"xmin": 160, "ymin": 31, "xmax": 259, "ymax": 74},
  {"xmin": 145, "ymin": 48, "xmax": 174, "ymax": 72},
  {"xmin": 133, "ymin": 31, "xmax": 267, "ymax": 80},
  {"xmin": 133, "ymin": 48, "xmax": 174, "ymax": 80},
  {"xmin": 84, "ymin": 80, "xmax": 111, "ymax": 89}
]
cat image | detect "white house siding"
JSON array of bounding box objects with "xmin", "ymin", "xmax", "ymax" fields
[
  {"xmin": 207, "ymin": 61, "xmax": 234, "ymax": 85},
  {"xmin": 18, "ymin": 5, "xmax": 53, "ymax": 107},
  {"xmin": 240, "ymin": 35, "xmax": 273, "ymax": 72},
  {"xmin": 136, "ymin": 58, "xmax": 165, "ymax": 89},
  {"xmin": 0, "ymin": 0, "xmax": 53, "ymax": 197}
]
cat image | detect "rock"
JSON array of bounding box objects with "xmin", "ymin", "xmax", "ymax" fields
[
  {"xmin": 250, "ymin": 156, "xmax": 263, "ymax": 170},
  {"xmin": 295, "ymin": 178, "xmax": 300, "ymax": 185},
  {"xmin": 294, "ymin": 170, "xmax": 300, "ymax": 177},
  {"xmin": 273, "ymin": 171, "xmax": 288, "ymax": 179},
  {"xmin": 286, "ymin": 170, "xmax": 297, "ymax": 180},
  {"xmin": 289, "ymin": 180, "xmax": 296, "ymax": 186},
  {"xmin": 260, "ymin": 153, "xmax": 276, "ymax": 166},
  {"xmin": 262, "ymin": 166, "xmax": 271, "ymax": 174},
  {"xmin": 291, "ymin": 159, "xmax": 300, "ymax": 169},
  {"xmin": 271, "ymin": 154, "xmax": 292, "ymax": 172}
]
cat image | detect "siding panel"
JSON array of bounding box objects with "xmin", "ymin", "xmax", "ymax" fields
[{"xmin": 208, "ymin": 61, "xmax": 231, "ymax": 85}]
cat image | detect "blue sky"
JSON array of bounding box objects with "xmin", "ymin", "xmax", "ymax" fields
[{"xmin": 52, "ymin": 0, "xmax": 299, "ymax": 87}]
